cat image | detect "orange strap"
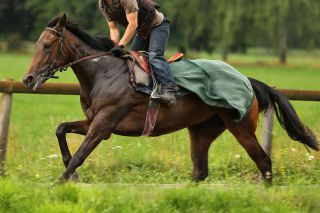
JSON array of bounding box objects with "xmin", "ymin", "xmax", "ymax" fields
[{"xmin": 167, "ymin": 53, "xmax": 184, "ymax": 64}]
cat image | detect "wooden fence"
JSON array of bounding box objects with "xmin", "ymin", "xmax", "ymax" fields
[{"xmin": 1, "ymin": 80, "xmax": 320, "ymax": 174}]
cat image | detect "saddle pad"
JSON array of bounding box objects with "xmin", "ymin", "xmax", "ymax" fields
[{"xmin": 170, "ymin": 59, "xmax": 254, "ymax": 122}]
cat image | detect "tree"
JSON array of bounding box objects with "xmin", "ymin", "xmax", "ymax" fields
[
  {"xmin": 25, "ymin": 0, "xmax": 108, "ymax": 39},
  {"xmin": 212, "ymin": 0, "xmax": 255, "ymax": 61},
  {"xmin": 159, "ymin": 0, "xmax": 227, "ymax": 54},
  {"xmin": 2, "ymin": 0, "xmax": 320, "ymax": 57},
  {"xmin": 256, "ymin": 0, "xmax": 290, "ymax": 64},
  {"xmin": 254, "ymin": 0, "xmax": 320, "ymax": 64},
  {"xmin": 0, "ymin": 0, "xmax": 35, "ymax": 40}
]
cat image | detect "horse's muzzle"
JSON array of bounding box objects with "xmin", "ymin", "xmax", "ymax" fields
[{"xmin": 23, "ymin": 74, "xmax": 35, "ymax": 89}]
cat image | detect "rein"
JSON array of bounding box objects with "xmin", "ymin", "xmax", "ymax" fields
[{"xmin": 43, "ymin": 27, "xmax": 111, "ymax": 79}]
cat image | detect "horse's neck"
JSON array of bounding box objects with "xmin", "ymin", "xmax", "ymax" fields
[
  {"xmin": 72, "ymin": 55, "xmax": 129, "ymax": 96},
  {"xmin": 67, "ymin": 33, "xmax": 130, "ymax": 101},
  {"xmin": 67, "ymin": 35, "xmax": 107, "ymax": 90}
]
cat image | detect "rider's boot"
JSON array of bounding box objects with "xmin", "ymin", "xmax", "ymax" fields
[
  {"xmin": 158, "ymin": 90, "xmax": 176, "ymax": 106},
  {"xmin": 151, "ymin": 87, "xmax": 176, "ymax": 106}
]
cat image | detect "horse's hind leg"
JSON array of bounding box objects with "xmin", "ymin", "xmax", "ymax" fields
[
  {"xmin": 55, "ymin": 120, "xmax": 90, "ymax": 181},
  {"xmin": 221, "ymin": 98, "xmax": 272, "ymax": 183},
  {"xmin": 188, "ymin": 116, "xmax": 226, "ymax": 181}
]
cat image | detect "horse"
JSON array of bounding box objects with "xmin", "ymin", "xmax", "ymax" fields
[{"xmin": 23, "ymin": 14, "xmax": 318, "ymax": 184}]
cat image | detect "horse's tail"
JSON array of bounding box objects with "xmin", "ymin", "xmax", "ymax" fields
[{"xmin": 249, "ymin": 77, "xmax": 319, "ymax": 151}]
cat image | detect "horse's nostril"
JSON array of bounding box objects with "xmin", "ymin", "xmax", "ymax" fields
[{"xmin": 23, "ymin": 75, "xmax": 34, "ymax": 85}]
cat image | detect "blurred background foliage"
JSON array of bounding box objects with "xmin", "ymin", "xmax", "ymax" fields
[{"xmin": 1, "ymin": 0, "xmax": 320, "ymax": 63}]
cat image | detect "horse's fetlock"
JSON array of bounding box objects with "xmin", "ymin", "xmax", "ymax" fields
[
  {"xmin": 193, "ymin": 169, "xmax": 208, "ymax": 182},
  {"xmin": 265, "ymin": 171, "xmax": 272, "ymax": 180}
]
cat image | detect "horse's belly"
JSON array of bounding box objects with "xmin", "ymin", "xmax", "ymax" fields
[{"xmin": 113, "ymin": 95, "xmax": 217, "ymax": 136}]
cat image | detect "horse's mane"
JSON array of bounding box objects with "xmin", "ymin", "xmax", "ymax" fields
[{"xmin": 47, "ymin": 15, "xmax": 115, "ymax": 51}]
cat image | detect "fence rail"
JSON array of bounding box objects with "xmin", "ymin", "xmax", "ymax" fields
[
  {"xmin": 0, "ymin": 80, "xmax": 320, "ymax": 174},
  {"xmin": 1, "ymin": 80, "xmax": 320, "ymax": 100},
  {"xmin": 0, "ymin": 80, "xmax": 79, "ymax": 95}
]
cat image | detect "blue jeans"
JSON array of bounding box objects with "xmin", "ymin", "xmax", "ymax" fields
[{"xmin": 131, "ymin": 19, "xmax": 177, "ymax": 91}]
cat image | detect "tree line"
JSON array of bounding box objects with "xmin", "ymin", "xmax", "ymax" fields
[{"xmin": 1, "ymin": 0, "xmax": 320, "ymax": 63}]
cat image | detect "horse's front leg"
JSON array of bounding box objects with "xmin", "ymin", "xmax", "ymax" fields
[
  {"xmin": 58, "ymin": 112, "xmax": 117, "ymax": 182},
  {"xmin": 56, "ymin": 120, "xmax": 90, "ymax": 181}
]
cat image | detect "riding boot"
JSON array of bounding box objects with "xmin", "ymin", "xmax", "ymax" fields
[{"xmin": 151, "ymin": 88, "xmax": 176, "ymax": 106}]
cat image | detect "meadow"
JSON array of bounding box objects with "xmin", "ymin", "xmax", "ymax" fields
[{"xmin": 0, "ymin": 51, "xmax": 320, "ymax": 212}]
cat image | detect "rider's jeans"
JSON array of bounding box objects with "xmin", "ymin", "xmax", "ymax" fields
[{"xmin": 131, "ymin": 19, "xmax": 177, "ymax": 91}]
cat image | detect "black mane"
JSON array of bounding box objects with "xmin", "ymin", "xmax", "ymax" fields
[{"xmin": 47, "ymin": 15, "xmax": 115, "ymax": 51}]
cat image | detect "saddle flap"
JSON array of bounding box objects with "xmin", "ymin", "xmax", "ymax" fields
[
  {"xmin": 130, "ymin": 51, "xmax": 151, "ymax": 74},
  {"xmin": 127, "ymin": 60, "xmax": 151, "ymax": 87}
]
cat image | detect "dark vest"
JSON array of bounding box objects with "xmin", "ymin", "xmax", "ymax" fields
[{"xmin": 101, "ymin": 0, "xmax": 161, "ymax": 38}]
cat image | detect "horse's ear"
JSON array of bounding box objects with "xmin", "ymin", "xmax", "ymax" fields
[{"xmin": 55, "ymin": 14, "xmax": 67, "ymax": 31}]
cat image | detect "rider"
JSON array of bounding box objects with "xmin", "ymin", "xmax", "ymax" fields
[{"xmin": 98, "ymin": 0, "xmax": 177, "ymax": 104}]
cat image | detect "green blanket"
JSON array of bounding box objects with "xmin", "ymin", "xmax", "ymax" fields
[{"xmin": 170, "ymin": 59, "xmax": 254, "ymax": 122}]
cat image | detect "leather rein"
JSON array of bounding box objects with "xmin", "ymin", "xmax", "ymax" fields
[{"xmin": 42, "ymin": 27, "xmax": 111, "ymax": 79}]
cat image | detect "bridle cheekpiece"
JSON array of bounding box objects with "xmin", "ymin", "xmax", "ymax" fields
[{"xmin": 43, "ymin": 27, "xmax": 74, "ymax": 79}]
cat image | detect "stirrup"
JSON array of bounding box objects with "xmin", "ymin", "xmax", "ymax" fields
[{"xmin": 151, "ymin": 86, "xmax": 160, "ymax": 99}]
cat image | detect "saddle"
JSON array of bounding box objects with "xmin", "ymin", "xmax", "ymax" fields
[
  {"xmin": 125, "ymin": 51, "xmax": 184, "ymax": 136},
  {"xmin": 124, "ymin": 51, "xmax": 184, "ymax": 136},
  {"xmin": 126, "ymin": 51, "xmax": 184, "ymax": 87}
]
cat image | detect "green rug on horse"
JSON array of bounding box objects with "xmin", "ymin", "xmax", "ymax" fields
[{"xmin": 170, "ymin": 59, "xmax": 254, "ymax": 122}]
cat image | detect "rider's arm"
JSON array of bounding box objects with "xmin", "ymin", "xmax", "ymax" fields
[
  {"xmin": 118, "ymin": 11, "xmax": 138, "ymax": 46},
  {"xmin": 107, "ymin": 21, "xmax": 120, "ymax": 44}
]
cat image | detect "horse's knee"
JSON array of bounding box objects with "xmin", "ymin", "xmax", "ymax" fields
[{"xmin": 56, "ymin": 123, "xmax": 66, "ymax": 138}]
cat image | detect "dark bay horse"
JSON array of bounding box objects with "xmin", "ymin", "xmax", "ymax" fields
[{"xmin": 23, "ymin": 15, "xmax": 318, "ymax": 183}]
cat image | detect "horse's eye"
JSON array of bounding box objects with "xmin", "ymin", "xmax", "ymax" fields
[{"xmin": 44, "ymin": 43, "xmax": 51, "ymax": 50}]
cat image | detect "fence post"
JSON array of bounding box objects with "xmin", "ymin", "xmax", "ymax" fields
[
  {"xmin": 261, "ymin": 109, "xmax": 274, "ymax": 157},
  {"xmin": 0, "ymin": 83, "xmax": 13, "ymax": 175}
]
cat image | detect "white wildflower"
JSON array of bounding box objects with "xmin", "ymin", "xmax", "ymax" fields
[
  {"xmin": 308, "ymin": 156, "xmax": 315, "ymax": 161},
  {"xmin": 112, "ymin": 146, "xmax": 123, "ymax": 150},
  {"xmin": 291, "ymin": 148, "xmax": 297, "ymax": 152},
  {"xmin": 234, "ymin": 154, "xmax": 241, "ymax": 159},
  {"xmin": 48, "ymin": 154, "xmax": 58, "ymax": 159}
]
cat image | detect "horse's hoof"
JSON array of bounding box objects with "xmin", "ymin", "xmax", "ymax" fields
[
  {"xmin": 69, "ymin": 172, "xmax": 80, "ymax": 183},
  {"xmin": 264, "ymin": 179, "xmax": 273, "ymax": 188},
  {"xmin": 192, "ymin": 173, "xmax": 208, "ymax": 182},
  {"xmin": 57, "ymin": 174, "xmax": 69, "ymax": 183}
]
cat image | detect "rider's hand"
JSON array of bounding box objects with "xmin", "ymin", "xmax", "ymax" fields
[{"xmin": 110, "ymin": 45, "xmax": 126, "ymax": 57}]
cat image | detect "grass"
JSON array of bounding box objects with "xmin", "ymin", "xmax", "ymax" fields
[
  {"xmin": 0, "ymin": 51, "xmax": 320, "ymax": 211},
  {"xmin": 0, "ymin": 178, "xmax": 320, "ymax": 213}
]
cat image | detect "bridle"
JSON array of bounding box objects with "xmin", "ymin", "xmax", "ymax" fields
[
  {"xmin": 43, "ymin": 27, "xmax": 73, "ymax": 79},
  {"xmin": 42, "ymin": 27, "xmax": 111, "ymax": 79}
]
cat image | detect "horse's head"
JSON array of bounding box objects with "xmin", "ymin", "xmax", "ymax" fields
[{"xmin": 23, "ymin": 14, "xmax": 71, "ymax": 90}]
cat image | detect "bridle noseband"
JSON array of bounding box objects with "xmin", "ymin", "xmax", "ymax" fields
[{"xmin": 42, "ymin": 27, "xmax": 111, "ymax": 79}]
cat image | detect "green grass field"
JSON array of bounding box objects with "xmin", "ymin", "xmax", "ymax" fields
[
  {"xmin": 0, "ymin": 51, "xmax": 320, "ymax": 212},
  {"xmin": 1, "ymin": 179, "xmax": 320, "ymax": 212}
]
